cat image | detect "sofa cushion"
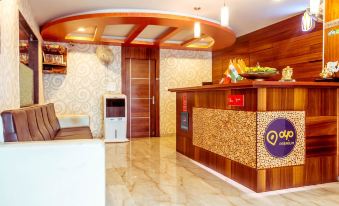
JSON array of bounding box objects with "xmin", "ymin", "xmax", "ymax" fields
[
  {"xmin": 12, "ymin": 110, "xmax": 33, "ymax": 141},
  {"xmin": 24, "ymin": 108, "xmax": 45, "ymax": 141},
  {"xmin": 54, "ymin": 134, "xmax": 93, "ymax": 140},
  {"xmin": 55, "ymin": 127, "xmax": 93, "ymax": 140},
  {"xmin": 41, "ymin": 105, "xmax": 56, "ymax": 139},
  {"xmin": 34, "ymin": 107, "xmax": 52, "ymax": 140},
  {"xmin": 46, "ymin": 103, "xmax": 60, "ymax": 133},
  {"xmin": 1, "ymin": 104, "xmax": 93, "ymax": 142},
  {"xmin": 1, "ymin": 111, "xmax": 18, "ymax": 142}
]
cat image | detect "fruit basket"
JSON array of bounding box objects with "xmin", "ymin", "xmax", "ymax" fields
[{"xmin": 239, "ymin": 66, "xmax": 279, "ymax": 81}]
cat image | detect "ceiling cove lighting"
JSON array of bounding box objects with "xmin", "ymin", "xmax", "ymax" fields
[
  {"xmin": 301, "ymin": 12, "xmax": 315, "ymax": 32},
  {"xmin": 194, "ymin": 7, "xmax": 201, "ymax": 38},
  {"xmin": 310, "ymin": 0, "xmax": 321, "ymax": 14},
  {"xmin": 220, "ymin": 1, "xmax": 229, "ymax": 27}
]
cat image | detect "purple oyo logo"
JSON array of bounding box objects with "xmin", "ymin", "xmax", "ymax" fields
[{"xmin": 264, "ymin": 118, "xmax": 297, "ymax": 158}]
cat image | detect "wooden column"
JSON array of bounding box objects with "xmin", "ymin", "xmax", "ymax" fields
[
  {"xmin": 324, "ymin": 0, "xmax": 339, "ymax": 63},
  {"xmin": 324, "ymin": 0, "xmax": 339, "ymax": 178}
]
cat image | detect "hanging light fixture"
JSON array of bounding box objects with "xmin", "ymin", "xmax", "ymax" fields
[
  {"xmin": 220, "ymin": 0, "xmax": 229, "ymax": 27},
  {"xmin": 301, "ymin": 0, "xmax": 323, "ymax": 32},
  {"xmin": 301, "ymin": 11, "xmax": 315, "ymax": 32},
  {"xmin": 310, "ymin": 0, "xmax": 321, "ymax": 15},
  {"xmin": 194, "ymin": 7, "xmax": 201, "ymax": 38},
  {"xmin": 194, "ymin": 22, "xmax": 201, "ymax": 38}
]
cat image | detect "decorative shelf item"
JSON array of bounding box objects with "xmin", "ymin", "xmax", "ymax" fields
[
  {"xmin": 19, "ymin": 41, "xmax": 29, "ymax": 65},
  {"xmin": 42, "ymin": 44, "xmax": 67, "ymax": 74}
]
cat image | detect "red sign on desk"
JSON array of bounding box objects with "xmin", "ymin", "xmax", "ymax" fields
[
  {"xmin": 182, "ymin": 94, "xmax": 187, "ymax": 112},
  {"xmin": 227, "ymin": 95, "xmax": 244, "ymax": 107}
]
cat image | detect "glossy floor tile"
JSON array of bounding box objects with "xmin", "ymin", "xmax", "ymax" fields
[{"xmin": 105, "ymin": 136, "xmax": 339, "ymax": 206}]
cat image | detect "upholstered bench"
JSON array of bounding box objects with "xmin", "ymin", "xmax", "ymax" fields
[{"xmin": 1, "ymin": 104, "xmax": 93, "ymax": 142}]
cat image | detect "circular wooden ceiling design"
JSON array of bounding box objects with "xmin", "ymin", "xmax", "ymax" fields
[{"xmin": 41, "ymin": 12, "xmax": 236, "ymax": 51}]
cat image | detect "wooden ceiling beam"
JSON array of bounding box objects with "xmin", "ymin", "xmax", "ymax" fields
[
  {"xmin": 124, "ymin": 24, "xmax": 148, "ymax": 44},
  {"xmin": 93, "ymin": 24, "xmax": 106, "ymax": 41},
  {"xmin": 181, "ymin": 34, "xmax": 208, "ymax": 47},
  {"xmin": 154, "ymin": 27, "xmax": 180, "ymax": 45}
]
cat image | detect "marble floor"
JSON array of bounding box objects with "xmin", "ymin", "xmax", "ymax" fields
[{"xmin": 105, "ymin": 136, "xmax": 339, "ymax": 206}]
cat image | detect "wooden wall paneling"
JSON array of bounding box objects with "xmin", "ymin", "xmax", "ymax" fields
[
  {"xmin": 175, "ymin": 86, "xmax": 338, "ymax": 192},
  {"xmin": 265, "ymin": 167, "xmax": 294, "ymax": 191},
  {"xmin": 265, "ymin": 88, "xmax": 295, "ymax": 111},
  {"xmin": 231, "ymin": 161, "xmax": 257, "ymax": 191},
  {"xmin": 306, "ymin": 88, "xmax": 337, "ymax": 116},
  {"xmin": 304, "ymin": 157, "xmax": 322, "ymax": 185},
  {"xmin": 212, "ymin": 14, "xmax": 323, "ymax": 82},
  {"xmin": 292, "ymin": 165, "xmax": 305, "ymax": 187},
  {"xmin": 305, "ymin": 116, "xmax": 337, "ymax": 158},
  {"xmin": 257, "ymin": 88, "xmax": 267, "ymax": 112},
  {"xmin": 293, "ymin": 88, "xmax": 308, "ymax": 110},
  {"xmin": 325, "ymin": 27, "xmax": 339, "ymax": 65},
  {"xmin": 324, "ymin": 0, "xmax": 339, "ymax": 62},
  {"xmin": 256, "ymin": 170, "xmax": 266, "ymax": 192},
  {"xmin": 321, "ymin": 155, "xmax": 337, "ymax": 183}
]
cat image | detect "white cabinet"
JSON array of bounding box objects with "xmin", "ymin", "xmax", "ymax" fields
[{"xmin": 103, "ymin": 94, "xmax": 128, "ymax": 142}]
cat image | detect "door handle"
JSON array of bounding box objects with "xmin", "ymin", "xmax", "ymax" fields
[{"xmin": 152, "ymin": 96, "xmax": 155, "ymax": 105}]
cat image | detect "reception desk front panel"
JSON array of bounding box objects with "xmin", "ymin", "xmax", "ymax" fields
[
  {"xmin": 170, "ymin": 82, "xmax": 339, "ymax": 192},
  {"xmin": 193, "ymin": 108, "xmax": 305, "ymax": 169}
]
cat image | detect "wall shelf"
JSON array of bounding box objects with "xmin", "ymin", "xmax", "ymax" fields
[{"xmin": 42, "ymin": 44, "xmax": 68, "ymax": 74}]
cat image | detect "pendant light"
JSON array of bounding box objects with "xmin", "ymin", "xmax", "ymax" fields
[
  {"xmin": 220, "ymin": 0, "xmax": 229, "ymax": 27},
  {"xmin": 301, "ymin": 11, "xmax": 315, "ymax": 32},
  {"xmin": 310, "ymin": 0, "xmax": 321, "ymax": 14},
  {"xmin": 194, "ymin": 22, "xmax": 201, "ymax": 38},
  {"xmin": 194, "ymin": 7, "xmax": 201, "ymax": 38}
]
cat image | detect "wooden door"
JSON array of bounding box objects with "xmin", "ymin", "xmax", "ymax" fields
[{"xmin": 125, "ymin": 59, "xmax": 156, "ymax": 138}]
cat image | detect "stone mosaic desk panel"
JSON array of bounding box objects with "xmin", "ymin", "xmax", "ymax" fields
[{"xmin": 192, "ymin": 108, "xmax": 305, "ymax": 169}]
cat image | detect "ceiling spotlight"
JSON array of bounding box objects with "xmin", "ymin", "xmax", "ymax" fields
[{"xmin": 77, "ymin": 27, "xmax": 86, "ymax": 32}]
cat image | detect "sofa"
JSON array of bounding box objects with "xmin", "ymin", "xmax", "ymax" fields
[
  {"xmin": 1, "ymin": 103, "xmax": 93, "ymax": 142},
  {"xmin": 0, "ymin": 104, "xmax": 105, "ymax": 206}
]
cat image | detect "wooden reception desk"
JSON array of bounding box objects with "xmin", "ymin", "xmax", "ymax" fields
[{"xmin": 169, "ymin": 81, "xmax": 339, "ymax": 192}]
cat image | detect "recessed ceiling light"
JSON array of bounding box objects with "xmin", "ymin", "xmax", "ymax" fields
[{"xmin": 77, "ymin": 27, "xmax": 86, "ymax": 32}]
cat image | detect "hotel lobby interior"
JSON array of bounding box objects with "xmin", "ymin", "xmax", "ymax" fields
[{"xmin": 0, "ymin": 0, "xmax": 339, "ymax": 205}]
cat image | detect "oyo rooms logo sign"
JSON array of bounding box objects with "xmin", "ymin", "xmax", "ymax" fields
[{"xmin": 264, "ymin": 118, "xmax": 297, "ymax": 158}]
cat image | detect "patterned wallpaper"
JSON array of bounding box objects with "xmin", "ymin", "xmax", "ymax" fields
[
  {"xmin": 0, "ymin": 0, "xmax": 211, "ymax": 138},
  {"xmin": 43, "ymin": 43, "xmax": 121, "ymax": 138},
  {"xmin": 0, "ymin": 0, "xmax": 42, "ymax": 113},
  {"xmin": 159, "ymin": 49, "xmax": 212, "ymax": 135},
  {"xmin": 43, "ymin": 47, "xmax": 211, "ymax": 138},
  {"xmin": 0, "ymin": 0, "xmax": 20, "ymax": 112}
]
